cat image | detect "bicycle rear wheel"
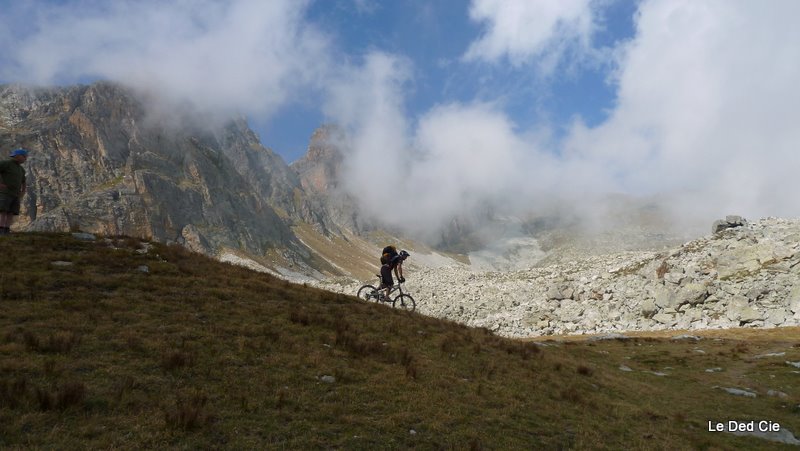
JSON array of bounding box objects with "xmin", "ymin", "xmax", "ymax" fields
[
  {"xmin": 392, "ymin": 294, "xmax": 415, "ymax": 311},
  {"xmin": 357, "ymin": 284, "xmax": 379, "ymax": 302}
]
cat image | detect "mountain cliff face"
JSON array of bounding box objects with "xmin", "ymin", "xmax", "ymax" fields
[
  {"xmin": 290, "ymin": 125, "xmax": 372, "ymax": 235},
  {"xmin": 0, "ymin": 82, "xmax": 353, "ymax": 273}
]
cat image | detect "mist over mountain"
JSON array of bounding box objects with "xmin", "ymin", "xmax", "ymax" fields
[
  {"xmin": 0, "ymin": 80, "xmax": 713, "ymax": 279},
  {"xmin": 4, "ymin": 1, "xmax": 799, "ymax": 244}
]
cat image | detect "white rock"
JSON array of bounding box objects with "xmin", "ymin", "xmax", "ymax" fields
[
  {"xmin": 652, "ymin": 313, "xmax": 676, "ymax": 326},
  {"xmin": 664, "ymin": 272, "xmax": 683, "ymax": 285},
  {"xmin": 766, "ymin": 390, "xmax": 788, "ymax": 399},
  {"xmin": 753, "ymin": 352, "xmax": 785, "ymax": 359},
  {"xmin": 719, "ymin": 387, "xmax": 757, "ymax": 398},
  {"xmin": 671, "ymin": 334, "xmax": 700, "ymax": 341},
  {"xmin": 640, "ymin": 299, "xmax": 657, "ymax": 318}
]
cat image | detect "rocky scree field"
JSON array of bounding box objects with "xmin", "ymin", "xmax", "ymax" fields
[{"xmin": 318, "ymin": 217, "xmax": 800, "ymax": 338}]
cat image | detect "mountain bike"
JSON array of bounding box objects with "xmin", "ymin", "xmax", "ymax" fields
[{"xmin": 356, "ymin": 276, "xmax": 416, "ymax": 311}]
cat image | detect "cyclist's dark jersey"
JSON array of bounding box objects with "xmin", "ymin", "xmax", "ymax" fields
[
  {"xmin": 381, "ymin": 255, "xmax": 405, "ymax": 286},
  {"xmin": 388, "ymin": 254, "xmax": 403, "ymax": 270}
]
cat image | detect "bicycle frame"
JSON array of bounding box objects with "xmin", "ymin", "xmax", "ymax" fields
[
  {"xmin": 377, "ymin": 276, "xmax": 405, "ymax": 297},
  {"xmin": 356, "ymin": 276, "xmax": 416, "ymax": 311}
]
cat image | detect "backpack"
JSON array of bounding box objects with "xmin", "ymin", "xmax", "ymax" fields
[{"xmin": 380, "ymin": 245, "xmax": 398, "ymax": 265}]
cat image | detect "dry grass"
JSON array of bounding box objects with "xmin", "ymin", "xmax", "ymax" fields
[
  {"xmin": 656, "ymin": 259, "xmax": 669, "ymax": 279},
  {"xmin": 0, "ymin": 232, "xmax": 798, "ymax": 449}
]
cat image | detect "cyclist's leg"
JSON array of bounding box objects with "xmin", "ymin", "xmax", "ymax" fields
[{"xmin": 380, "ymin": 264, "xmax": 394, "ymax": 300}]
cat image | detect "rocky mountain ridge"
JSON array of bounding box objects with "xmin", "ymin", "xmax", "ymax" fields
[
  {"xmin": 1, "ymin": 81, "xmax": 692, "ymax": 283},
  {"xmin": 317, "ymin": 217, "xmax": 800, "ymax": 337},
  {"xmin": 0, "ymin": 82, "xmax": 386, "ymax": 276}
]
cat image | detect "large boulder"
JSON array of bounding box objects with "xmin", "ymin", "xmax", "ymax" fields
[
  {"xmin": 546, "ymin": 283, "xmax": 574, "ymax": 301},
  {"xmin": 725, "ymin": 296, "xmax": 762, "ymax": 323},
  {"xmin": 640, "ymin": 299, "xmax": 658, "ymax": 318},
  {"xmin": 654, "ymin": 286, "xmax": 679, "ymax": 310},
  {"xmin": 716, "ymin": 245, "xmax": 765, "ymax": 280},
  {"xmin": 676, "ymin": 283, "xmax": 708, "ymax": 306},
  {"xmin": 789, "ymin": 285, "xmax": 800, "ymax": 314},
  {"xmin": 712, "ymin": 215, "xmax": 747, "ymax": 234},
  {"xmin": 653, "ymin": 312, "xmax": 677, "ymax": 326}
]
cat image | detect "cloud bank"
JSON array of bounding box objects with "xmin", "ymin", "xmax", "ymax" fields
[
  {"xmin": 0, "ymin": 0, "xmax": 330, "ymax": 119},
  {"xmin": 464, "ymin": 0, "xmax": 597, "ymax": 71},
  {"xmin": 327, "ymin": 0, "xmax": 800, "ymax": 238},
  {"xmin": 563, "ymin": 0, "xmax": 800, "ymax": 221}
]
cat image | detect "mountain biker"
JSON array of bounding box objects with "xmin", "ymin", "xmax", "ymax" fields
[{"xmin": 379, "ymin": 249, "xmax": 410, "ymax": 301}]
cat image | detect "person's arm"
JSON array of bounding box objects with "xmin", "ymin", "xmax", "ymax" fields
[
  {"xmin": 19, "ymin": 181, "xmax": 26, "ymax": 197},
  {"xmin": 396, "ymin": 264, "xmax": 404, "ymax": 282}
]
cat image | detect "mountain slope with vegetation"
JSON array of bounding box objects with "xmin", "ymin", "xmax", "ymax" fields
[{"xmin": 1, "ymin": 233, "xmax": 799, "ymax": 448}]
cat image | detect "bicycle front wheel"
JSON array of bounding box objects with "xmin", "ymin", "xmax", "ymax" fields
[
  {"xmin": 392, "ymin": 294, "xmax": 416, "ymax": 311},
  {"xmin": 357, "ymin": 284, "xmax": 379, "ymax": 302}
]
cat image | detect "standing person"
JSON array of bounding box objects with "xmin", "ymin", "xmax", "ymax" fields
[
  {"xmin": 0, "ymin": 149, "xmax": 29, "ymax": 235},
  {"xmin": 379, "ymin": 250, "xmax": 410, "ymax": 301}
]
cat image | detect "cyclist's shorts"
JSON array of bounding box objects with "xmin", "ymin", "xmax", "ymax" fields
[
  {"xmin": 380, "ymin": 264, "xmax": 393, "ymax": 287},
  {"xmin": 0, "ymin": 193, "xmax": 21, "ymax": 215}
]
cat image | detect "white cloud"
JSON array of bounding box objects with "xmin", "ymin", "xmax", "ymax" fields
[
  {"xmin": 410, "ymin": 103, "xmax": 558, "ymax": 224},
  {"xmin": 464, "ymin": 0, "xmax": 597, "ymax": 70},
  {"xmin": 565, "ymin": 0, "xmax": 800, "ymax": 222},
  {"xmin": 321, "ymin": 52, "xmax": 413, "ymax": 217},
  {"xmin": 331, "ymin": 0, "xmax": 800, "ymax": 240},
  {"xmin": 0, "ymin": 0, "xmax": 331, "ymax": 119},
  {"xmin": 322, "ymin": 53, "xmax": 561, "ymax": 237}
]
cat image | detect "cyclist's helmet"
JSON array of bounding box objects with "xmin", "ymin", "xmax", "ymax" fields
[{"xmin": 399, "ymin": 250, "xmax": 410, "ymax": 258}]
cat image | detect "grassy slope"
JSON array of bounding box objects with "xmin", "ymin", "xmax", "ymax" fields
[{"xmin": 0, "ymin": 233, "xmax": 798, "ymax": 449}]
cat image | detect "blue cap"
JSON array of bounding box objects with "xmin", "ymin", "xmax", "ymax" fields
[{"xmin": 10, "ymin": 149, "xmax": 28, "ymax": 157}]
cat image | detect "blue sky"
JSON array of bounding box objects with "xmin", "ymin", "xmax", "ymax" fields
[
  {"xmin": 0, "ymin": 0, "xmax": 636, "ymax": 162},
  {"xmin": 276, "ymin": 0, "xmax": 636, "ymax": 162},
  {"xmin": 249, "ymin": 0, "xmax": 636, "ymax": 162},
  {"xmin": 2, "ymin": 0, "xmax": 800, "ymax": 234}
]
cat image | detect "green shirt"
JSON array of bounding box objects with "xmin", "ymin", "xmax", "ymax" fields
[{"xmin": 0, "ymin": 158, "xmax": 26, "ymax": 195}]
